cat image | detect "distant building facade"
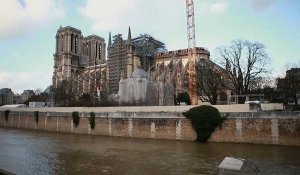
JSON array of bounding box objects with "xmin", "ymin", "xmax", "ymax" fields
[
  {"xmin": 152, "ymin": 47, "xmax": 210, "ymax": 94},
  {"xmin": 0, "ymin": 88, "xmax": 14, "ymax": 106},
  {"xmin": 277, "ymin": 68, "xmax": 300, "ymax": 105},
  {"xmin": 13, "ymin": 94, "xmax": 22, "ymax": 104},
  {"xmin": 152, "ymin": 48, "xmax": 233, "ymax": 104},
  {"xmin": 21, "ymin": 89, "xmax": 35, "ymax": 102}
]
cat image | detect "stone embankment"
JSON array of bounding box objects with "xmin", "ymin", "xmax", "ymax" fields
[{"xmin": 0, "ymin": 106, "xmax": 299, "ymax": 146}]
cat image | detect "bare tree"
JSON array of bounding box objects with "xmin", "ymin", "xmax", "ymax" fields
[
  {"xmin": 217, "ymin": 39, "xmax": 270, "ymax": 98},
  {"xmin": 53, "ymin": 78, "xmax": 79, "ymax": 106},
  {"xmin": 196, "ymin": 59, "xmax": 226, "ymax": 105},
  {"xmin": 248, "ymin": 76, "xmax": 272, "ymax": 92}
]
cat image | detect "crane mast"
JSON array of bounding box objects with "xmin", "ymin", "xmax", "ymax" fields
[{"xmin": 186, "ymin": 0, "xmax": 198, "ymax": 105}]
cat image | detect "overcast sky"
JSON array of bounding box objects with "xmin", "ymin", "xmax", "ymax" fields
[{"xmin": 0, "ymin": 0, "xmax": 299, "ymax": 93}]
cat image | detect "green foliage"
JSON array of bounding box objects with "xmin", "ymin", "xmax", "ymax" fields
[
  {"xmin": 72, "ymin": 112, "xmax": 80, "ymax": 128},
  {"xmin": 34, "ymin": 111, "xmax": 39, "ymax": 124},
  {"xmin": 176, "ymin": 92, "xmax": 191, "ymax": 105},
  {"xmin": 89, "ymin": 112, "xmax": 95, "ymax": 130},
  {"xmin": 182, "ymin": 105, "xmax": 226, "ymax": 142},
  {"xmin": 4, "ymin": 110, "xmax": 10, "ymax": 123}
]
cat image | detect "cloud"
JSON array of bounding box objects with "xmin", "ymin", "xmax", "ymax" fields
[
  {"xmin": 80, "ymin": 0, "xmax": 187, "ymax": 50},
  {"xmin": 251, "ymin": 0, "xmax": 277, "ymax": 11},
  {"xmin": 0, "ymin": 0, "xmax": 64, "ymax": 40},
  {"xmin": 80, "ymin": 0, "xmax": 229, "ymax": 50},
  {"xmin": 209, "ymin": 2, "xmax": 228, "ymax": 14},
  {"xmin": 0, "ymin": 71, "xmax": 52, "ymax": 94},
  {"xmin": 80, "ymin": 0, "xmax": 137, "ymax": 31}
]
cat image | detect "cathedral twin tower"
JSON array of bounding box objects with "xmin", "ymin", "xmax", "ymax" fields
[{"xmin": 52, "ymin": 26, "xmax": 139, "ymax": 97}]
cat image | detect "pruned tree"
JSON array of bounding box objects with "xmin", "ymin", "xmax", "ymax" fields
[
  {"xmin": 133, "ymin": 34, "xmax": 167, "ymax": 71},
  {"xmin": 217, "ymin": 39, "xmax": 270, "ymax": 103},
  {"xmin": 196, "ymin": 59, "xmax": 226, "ymax": 105}
]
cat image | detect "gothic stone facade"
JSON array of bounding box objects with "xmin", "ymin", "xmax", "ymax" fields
[
  {"xmin": 152, "ymin": 47, "xmax": 210, "ymax": 95},
  {"xmin": 152, "ymin": 48, "xmax": 232, "ymax": 104},
  {"xmin": 52, "ymin": 26, "xmax": 107, "ymax": 97}
]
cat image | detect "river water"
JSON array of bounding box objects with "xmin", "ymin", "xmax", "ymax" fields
[{"xmin": 0, "ymin": 128, "xmax": 299, "ymax": 175}]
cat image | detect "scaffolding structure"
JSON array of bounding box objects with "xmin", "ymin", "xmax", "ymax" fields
[
  {"xmin": 132, "ymin": 34, "xmax": 166, "ymax": 71},
  {"xmin": 108, "ymin": 34, "xmax": 128, "ymax": 94}
]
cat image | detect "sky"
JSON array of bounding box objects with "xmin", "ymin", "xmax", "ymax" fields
[{"xmin": 0, "ymin": 0, "xmax": 299, "ymax": 94}]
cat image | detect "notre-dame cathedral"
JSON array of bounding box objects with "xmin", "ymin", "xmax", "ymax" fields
[
  {"xmin": 52, "ymin": 26, "xmax": 107, "ymax": 98},
  {"xmin": 52, "ymin": 26, "xmax": 229, "ymax": 104}
]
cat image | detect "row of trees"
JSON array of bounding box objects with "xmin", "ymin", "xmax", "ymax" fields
[
  {"xmin": 196, "ymin": 39, "xmax": 271, "ymax": 104},
  {"xmin": 51, "ymin": 79, "xmax": 117, "ymax": 107},
  {"xmin": 196, "ymin": 39, "xmax": 299, "ymax": 106}
]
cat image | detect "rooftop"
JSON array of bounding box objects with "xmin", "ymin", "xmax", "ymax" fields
[{"xmin": 156, "ymin": 47, "xmax": 210, "ymax": 59}]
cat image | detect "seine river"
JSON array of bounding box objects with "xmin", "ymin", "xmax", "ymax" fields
[{"xmin": 0, "ymin": 128, "xmax": 299, "ymax": 175}]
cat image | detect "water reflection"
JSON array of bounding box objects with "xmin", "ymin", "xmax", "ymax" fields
[{"xmin": 0, "ymin": 128, "xmax": 299, "ymax": 175}]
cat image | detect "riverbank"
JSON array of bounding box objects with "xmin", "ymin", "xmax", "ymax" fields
[
  {"xmin": 1, "ymin": 128, "xmax": 300, "ymax": 175},
  {"xmin": 0, "ymin": 103, "xmax": 284, "ymax": 113},
  {"xmin": 0, "ymin": 107, "xmax": 299, "ymax": 146}
]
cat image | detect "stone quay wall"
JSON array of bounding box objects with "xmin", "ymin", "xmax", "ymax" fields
[{"xmin": 0, "ymin": 110, "xmax": 299, "ymax": 146}]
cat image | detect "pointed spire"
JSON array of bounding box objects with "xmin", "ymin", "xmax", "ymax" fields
[
  {"xmin": 127, "ymin": 26, "xmax": 132, "ymax": 45},
  {"xmin": 108, "ymin": 32, "xmax": 112, "ymax": 47}
]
